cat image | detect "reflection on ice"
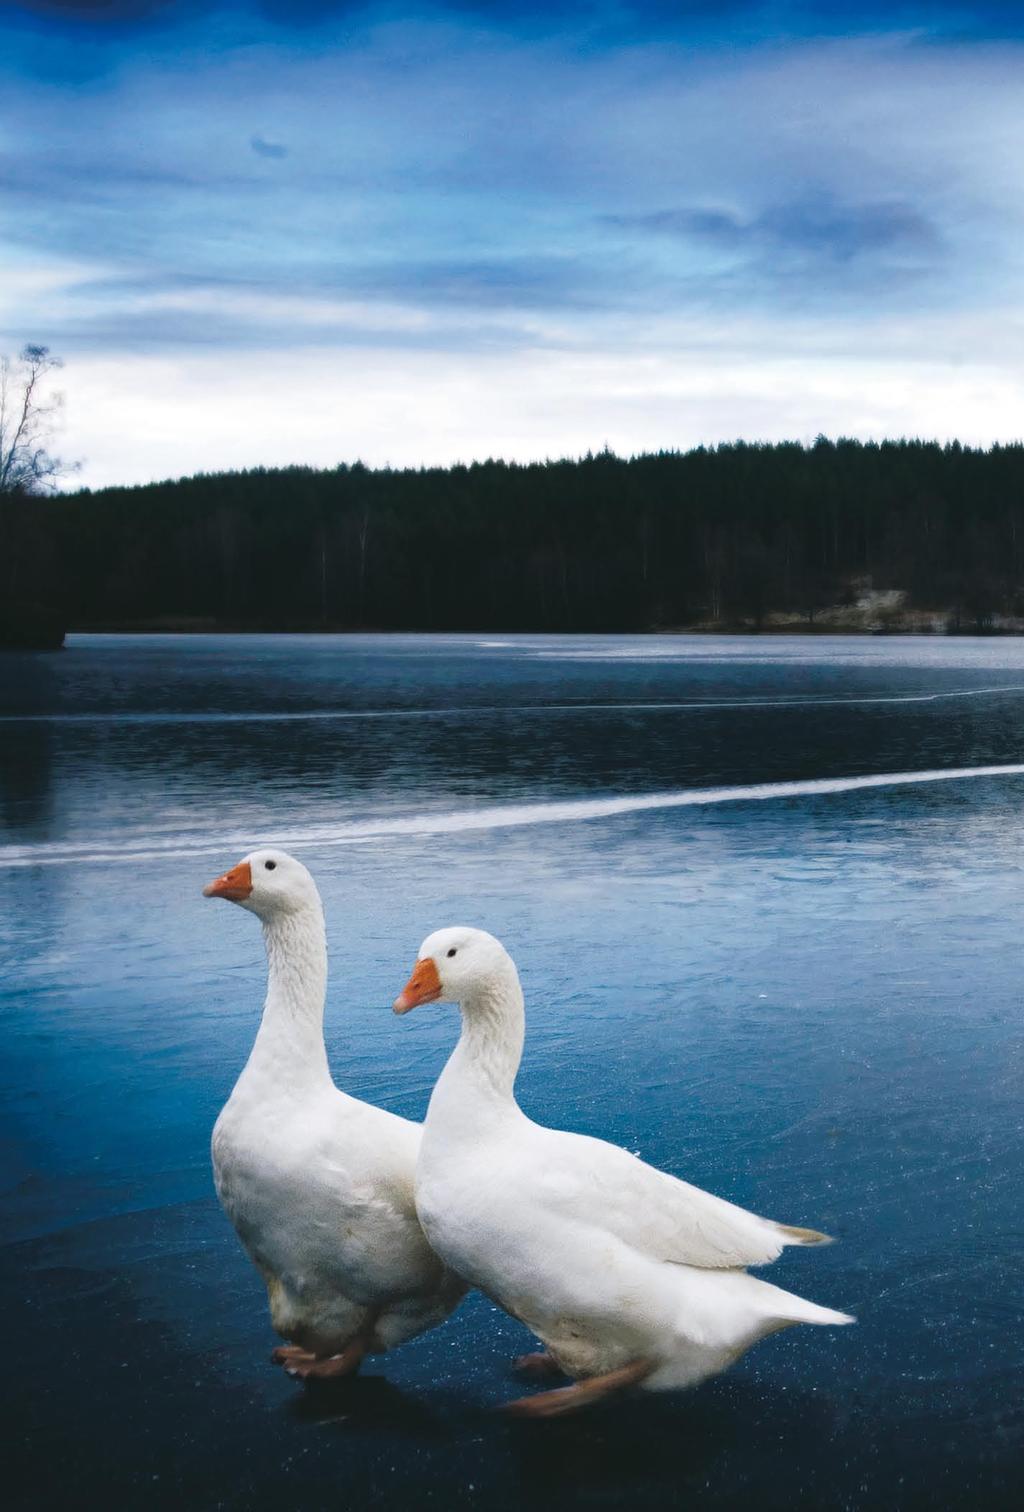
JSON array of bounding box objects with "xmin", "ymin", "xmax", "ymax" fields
[{"xmin": 4, "ymin": 633, "xmax": 1024, "ymax": 1508}]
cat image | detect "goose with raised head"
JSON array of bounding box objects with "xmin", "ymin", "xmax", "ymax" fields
[
  {"xmin": 394, "ymin": 926, "xmax": 853, "ymax": 1416},
  {"xmin": 204, "ymin": 850, "xmax": 466, "ymax": 1380}
]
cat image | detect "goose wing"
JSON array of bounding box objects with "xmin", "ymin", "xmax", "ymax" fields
[{"xmin": 535, "ymin": 1128, "xmax": 828, "ymax": 1270}]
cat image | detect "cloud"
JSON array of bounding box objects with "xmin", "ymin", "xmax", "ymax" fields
[
  {"xmin": 57, "ymin": 323, "xmax": 1024, "ymax": 489},
  {"xmin": 605, "ymin": 193, "xmax": 942, "ymax": 300},
  {"xmin": 3, "ymin": 6, "xmax": 1024, "ymax": 482},
  {"xmin": 9, "ymin": 3, "xmax": 1024, "ymax": 40},
  {"xmin": 756, "ymin": 196, "xmax": 938, "ymax": 259},
  {"xmin": 7, "ymin": 2, "xmax": 191, "ymax": 21},
  {"xmin": 250, "ymin": 133, "xmax": 289, "ymax": 159},
  {"xmin": 614, "ymin": 196, "xmax": 937, "ymax": 259}
]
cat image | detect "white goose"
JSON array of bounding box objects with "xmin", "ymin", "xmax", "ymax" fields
[
  {"xmin": 394, "ymin": 927, "xmax": 853, "ymax": 1416},
  {"xmin": 204, "ymin": 849, "xmax": 466, "ymax": 1379}
]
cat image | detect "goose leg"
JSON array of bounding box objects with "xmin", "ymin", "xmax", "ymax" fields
[
  {"xmin": 512, "ymin": 1352, "xmax": 565, "ymax": 1380},
  {"xmin": 502, "ymin": 1358, "xmax": 654, "ymax": 1418}
]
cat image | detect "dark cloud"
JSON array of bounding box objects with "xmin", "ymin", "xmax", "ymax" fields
[
  {"xmin": 3, "ymin": 1, "xmax": 203, "ymax": 25},
  {"xmin": 0, "ymin": 0, "xmax": 1005, "ymax": 365},
  {"xmin": 0, "ymin": 152, "xmax": 210, "ymax": 197},
  {"xmin": 625, "ymin": 208, "xmax": 747, "ymax": 243},
  {"xmin": 66, "ymin": 252, "xmax": 619, "ymax": 313},
  {"xmin": 5, "ymin": 3, "xmax": 1024, "ymax": 94},
  {"xmin": 250, "ymin": 134, "xmax": 288, "ymax": 159},
  {"xmin": 610, "ymin": 194, "xmax": 939, "ymax": 266},
  {"xmin": 8, "ymin": 298, "xmax": 544, "ymax": 356},
  {"xmin": 759, "ymin": 197, "xmax": 938, "ymax": 260},
  {"xmin": 344, "ymin": 255, "xmax": 608, "ymax": 310},
  {"xmin": 6, "ymin": 1, "xmax": 1024, "ymax": 39}
]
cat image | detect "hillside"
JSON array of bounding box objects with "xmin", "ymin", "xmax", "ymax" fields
[{"xmin": 6, "ymin": 438, "xmax": 1024, "ymax": 635}]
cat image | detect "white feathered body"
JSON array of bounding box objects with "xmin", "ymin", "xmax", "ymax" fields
[
  {"xmin": 214, "ymin": 1074, "xmax": 463, "ymax": 1355},
  {"xmin": 418, "ymin": 1108, "xmax": 848, "ymax": 1389},
  {"xmin": 212, "ymin": 893, "xmax": 465, "ymax": 1358},
  {"xmin": 414, "ymin": 943, "xmax": 852, "ymax": 1392}
]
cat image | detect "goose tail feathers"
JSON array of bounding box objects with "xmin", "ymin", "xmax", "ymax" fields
[
  {"xmin": 776, "ymin": 1222, "xmax": 835, "ymax": 1247},
  {"xmin": 781, "ymin": 1296, "xmax": 855, "ymax": 1328},
  {"xmin": 759, "ymin": 1279, "xmax": 855, "ymax": 1328}
]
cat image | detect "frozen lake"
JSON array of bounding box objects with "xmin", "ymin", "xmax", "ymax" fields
[{"xmin": 3, "ymin": 633, "xmax": 1024, "ymax": 1509}]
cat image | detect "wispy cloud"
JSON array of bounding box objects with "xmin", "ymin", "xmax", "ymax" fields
[
  {"xmin": 611, "ymin": 195, "xmax": 938, "ymax": 261},
  {"xmin": 3, "ymin": 3, "xmax": 1024, "ymax": 483}
]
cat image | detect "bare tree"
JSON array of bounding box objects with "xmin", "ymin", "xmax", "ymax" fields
[{"xmin": 0, "ymin": 344, "xmax": 74, "ymax": 494}]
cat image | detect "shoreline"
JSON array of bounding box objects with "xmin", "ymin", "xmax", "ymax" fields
[{"xmin": 54, "ymin": 620, "xmax": 1024, "ymax": 639}]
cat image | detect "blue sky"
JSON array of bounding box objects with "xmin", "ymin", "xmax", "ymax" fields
[{"xmin": 3, "ymin": 2, "xmax": 1023, "ymax": 485}]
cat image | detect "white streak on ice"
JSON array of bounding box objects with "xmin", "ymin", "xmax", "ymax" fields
[{"xmin": 2, "ymin": 763, "xmax": 1023, "ymax": 870}]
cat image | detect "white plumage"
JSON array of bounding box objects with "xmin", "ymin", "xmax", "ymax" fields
[
  {"xmin": 395, "ymin": 926, "xmax": 852, "ymax": 1414},
  {"xmin": 206, "ymin": 849, "xmax": 465, "ymax": 1378}
]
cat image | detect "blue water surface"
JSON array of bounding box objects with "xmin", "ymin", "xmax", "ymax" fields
[{"xmin": 2, "ymin": 633, "xmax": 1024, "ymax": 1510}]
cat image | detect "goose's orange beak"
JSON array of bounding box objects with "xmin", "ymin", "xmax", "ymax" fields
[
  {"xmin": 203, "ymin": 860, "xmax": 253, "ymax": 902},
  {"xmin": 394, "ymin": 957, "xmax": 442, "ymax": 1014}
]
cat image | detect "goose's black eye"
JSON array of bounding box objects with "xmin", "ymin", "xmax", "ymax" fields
[
  {"xmin": 447, "ymin": 947, "xmax": 457, "ymax": 958},
  {"xmin": 265, "ymin": 861, "xmax": 276, "ymax": 871}
]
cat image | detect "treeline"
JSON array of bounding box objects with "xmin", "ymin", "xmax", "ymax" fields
[{"xmin": 7, "ymin": 438, "xmax": 1024, "ymax": 633}]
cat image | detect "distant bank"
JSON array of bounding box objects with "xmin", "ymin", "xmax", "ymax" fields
[
  {"xmin": 0, "ymin": 604, "xmax": 65, "ymax": 650},
  {"xmin": 54, "ymin": 590, "xmax": 1024, "ymax": 637},
  {"xmin": 6, "ymin": 439, "xmax": 1024, "ymax": 639}
]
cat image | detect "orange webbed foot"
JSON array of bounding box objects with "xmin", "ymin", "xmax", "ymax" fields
[
  {"xmin": 284, "ymin": 1338, "xmax": 367, "ymax": 1381},
  {"xmin": 271, "ymin": 1345, "xmax": 316, "ymax": 1366},
  {"xmin": 501, "ymin": 1358, "xmax": 653, "ymax": 1418}
]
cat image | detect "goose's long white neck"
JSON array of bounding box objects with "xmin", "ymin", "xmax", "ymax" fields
[
  {"xmin": 426, "ymin": 969, "xmax": 526, "ymax": 1140},
  {"xmin": 241, "ymin": 902, "xmax": 331, "ymax": 1092}
]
